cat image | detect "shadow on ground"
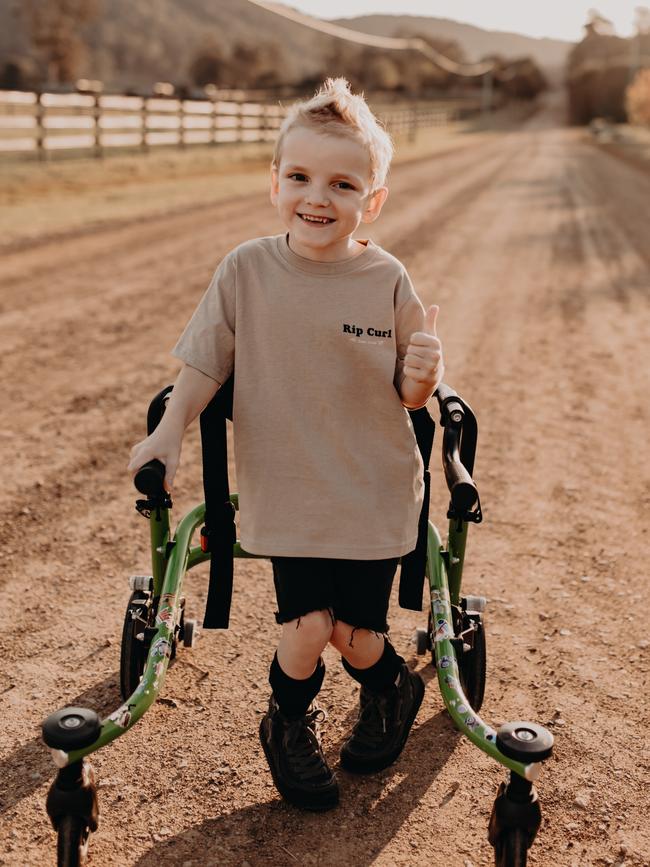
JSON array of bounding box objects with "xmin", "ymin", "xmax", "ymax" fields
[
  {"xmin": 0, "ymin": 673, "xmax": 120, "ymax": 815},
  {"xmin": 134, "ymin": 682, "xmax": 461, "ymax": 867}
]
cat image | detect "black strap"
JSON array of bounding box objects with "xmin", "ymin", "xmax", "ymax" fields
[
  {"xmin": 399, "ymin": 406, "xmax": 436, "ymax": 611},
  {"xmin": 200, "ymin": 374, "xmax": 236, "ymax": 629}
]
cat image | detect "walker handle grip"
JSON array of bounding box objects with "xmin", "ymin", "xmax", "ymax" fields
[{"xmin": 134, "ymin": 459, "xmax": 166, "ymax": 497}]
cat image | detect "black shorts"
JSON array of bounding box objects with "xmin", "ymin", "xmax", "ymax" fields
[{"xmin": 271, "ymin": 556, "xmax": 400, "ymax": 634}]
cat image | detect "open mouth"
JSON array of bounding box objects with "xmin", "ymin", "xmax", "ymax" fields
[{"xmin": 298, "ymin": 213, "xmax": 335, "ymax": 225}]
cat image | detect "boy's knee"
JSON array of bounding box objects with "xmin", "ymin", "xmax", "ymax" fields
[
  {"xmin": 284, "ymin": 609, "xmax": 334, "ymax": 646},
  {"xmin": 330, "ymin": 620, "xmax": 377, "ymax": 650}
]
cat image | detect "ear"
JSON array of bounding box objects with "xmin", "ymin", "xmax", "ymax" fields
[
  {"xmin": 270, "ymin": 166, "xmax": 279, "ymax": 207},
  {"xmin": 361, "ymin": 187, "xmax": 388, "ymax": 224}
]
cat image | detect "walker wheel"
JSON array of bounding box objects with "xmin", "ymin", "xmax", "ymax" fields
[
  {"xmin": 183, "ymin": 619, "xmax": 199, "ymax": 648},
  {"xmin": 413, "ymin": 627, "xmax": 431, "ymax": 655},
  {"xmin": 120, "ymin": 591, "xmax": 153, "ymax": 701},
  {"xmin": 493, "ymin": 826, "xmax": 528, "ymax": 867},
  {"xmin": 57, "ymin": 814, "xmax": 90, "ymax": 867},
  {"xmin": 458, "ymin": 614, "xmax": 487, "ymax": 712}
]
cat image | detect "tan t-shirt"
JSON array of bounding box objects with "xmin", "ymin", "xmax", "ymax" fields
[{"xmin": 172, "ymin": 233, "xmax": 427, "ymax": 559}]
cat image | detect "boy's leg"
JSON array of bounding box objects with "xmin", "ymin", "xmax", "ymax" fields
[
  {"xmin": 271, "ymin": 611, "xmax": 331, "ymax": 716},
  {"xmin": 329, "ymin": 558, "xmax": 425, "ymax": 774},
  {"xmin": 259, "ymin": 558, "xmax": 339, "ymax": 810}
]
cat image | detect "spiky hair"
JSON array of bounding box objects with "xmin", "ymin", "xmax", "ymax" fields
[{"xmin": 272, "ymin": 77, "xmax": 394, "ymax": 193}]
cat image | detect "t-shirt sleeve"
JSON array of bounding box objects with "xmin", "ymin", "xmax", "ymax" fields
[
  {"xmin": 393, "ymin": 266, "xmax": 426, "ymax": 392},
  {"xmin": 170, "ymin": 251, "xmax": 236, "ymax": 383}
]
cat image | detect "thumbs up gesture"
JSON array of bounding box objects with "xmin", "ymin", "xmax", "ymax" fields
[{"xmin": 403, "ymin": 304, "xmax": 444, "ymax": 389}]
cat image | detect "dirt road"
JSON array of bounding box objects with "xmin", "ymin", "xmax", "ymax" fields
[{"xmin": 1, "ymin": 97, "xmax": 649, "ymax": 866}]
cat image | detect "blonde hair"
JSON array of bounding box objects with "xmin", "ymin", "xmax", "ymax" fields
[{"xmin": 272, "ymin": 77, "xmax": 394, "ymax": 193}]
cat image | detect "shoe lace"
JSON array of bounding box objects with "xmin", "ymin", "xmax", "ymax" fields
[
  {"xmin": 351, "ymin": 687, "xmax": 398, "ymax": 747},
  {"xmin": 283, "ymin": 707, "xmax": 329, "ymax": 780}
]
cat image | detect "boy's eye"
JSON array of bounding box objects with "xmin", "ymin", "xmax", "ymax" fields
[
  {"xmin": 334, "ymin": 181, "xmax": 355, "ymax": 190},
  {"xmin": 288, "ymin": 173, "xmax": 307, "ymax": 182}
]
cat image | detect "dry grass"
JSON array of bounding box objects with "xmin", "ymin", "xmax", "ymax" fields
[{"xmin": 0, "ymin": 103, "xmax": 536, "ymax": 247}]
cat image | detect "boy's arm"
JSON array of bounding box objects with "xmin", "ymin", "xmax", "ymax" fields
[
  {"xmin": 160, "ymin": 363, "xmax": 222, "ymax": 434},
  {"xmin": 127, "ymin": 363, "xmax": 221, "ymax": 490},
  {"xmin": 398, "ymin": 304, "xmax": 444, "ymax": 409}
]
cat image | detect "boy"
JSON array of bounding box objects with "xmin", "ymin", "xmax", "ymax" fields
[{"xmin": 128, "ymin": 78, "xmax": 444, "ymax": 811}]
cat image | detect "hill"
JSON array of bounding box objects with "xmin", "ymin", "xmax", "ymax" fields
[
  {"xmin": 331, "ymin": 14, "xmax": 572, "ymax": 72},
  {"xmin": 0, "ymin": 0, "xmax": 572, "ymax": 92}
]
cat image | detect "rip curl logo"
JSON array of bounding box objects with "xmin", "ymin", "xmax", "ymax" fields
[{"xmin": 342, "ymin": 323, "xmax": 392, "ymax": 344}]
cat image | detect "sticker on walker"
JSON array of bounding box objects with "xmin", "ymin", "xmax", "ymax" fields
[
  {"xmin": 156, "ymin": 606, "xmax": 174, "ymax": 628},
  {"xmin": 153, "ymin": 660, "xmax": 165, "ymax": 688},
  {"xmin": 151, "ymin": 637, "xmax": 172, "ymax": 658},
  {"xmin": 433, "ymin": 600, "xmax": 446, "ymax": 615},
  {"xmin": 434, "ymin": 618, "xmax": 452, "ymax": 641},
  {"xmin": 431, "ymin": 586, "xmax": 450, "ymax": 601},
  {"xmin": 109, "ymin": 703, "xmax": 134, "ymax": 729},
  {"xmin": 464, "ymin": 715, "xmax": 479, "ymax": 731},
  {"xmin": 438, "ymin": 655, "xmax": 454, "ymax": 670},
  {"xmin": 444, "ymin": 674, "xmax": 460, "ymax": 691},
  {"xmin": 160, "ymin": 594, "xmax": 175, "ymax": 607}
]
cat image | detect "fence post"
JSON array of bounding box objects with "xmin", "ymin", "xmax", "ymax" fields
[
  {"xmin": 236, "ymin": 100, "xmax": 243, "ymax": 144},
  {"xmin": 93, "ymin": 92, "xmax": 102, "ymax": 158},
  {"xmin": 178, "ymin": 97, "xmax": 185, "ymax": 150},
  {"xmin": 141, "ymin": 97, "xmax": 148, "ymax": 153},
  {"xmin": 212, "ymin": 95, "xmax": 218, "ymax": 146},
  {"xmin": 261, "ymin": 102, "xmax": 269, "ymax": 143},
  {"xmin": 35, "ymin": 91, "xmax": 45, "ymax": 160}
]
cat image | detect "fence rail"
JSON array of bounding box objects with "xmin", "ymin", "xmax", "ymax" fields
[{"xmin": 0, "ymin": 90, "xmax": 482, "ymax": 157}]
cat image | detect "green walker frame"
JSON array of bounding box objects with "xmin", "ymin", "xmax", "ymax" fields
[{"xmin": 41, "ymin": 384, "xmax": 554, "ymax": 867}]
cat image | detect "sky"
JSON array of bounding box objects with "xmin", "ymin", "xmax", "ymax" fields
[{"xmin": 285, "ymin": 1, "xmax": 645, "ymax": 42}]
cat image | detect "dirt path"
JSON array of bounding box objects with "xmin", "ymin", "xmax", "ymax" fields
[{"xmin": 1, "ymin": 96, "xmax": 649, "ymax": 866}]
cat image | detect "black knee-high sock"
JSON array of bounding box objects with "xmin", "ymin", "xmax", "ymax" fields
[
  {"xmin": 342, "ymin": 638, "xmax": 404, "ymax": 692},
  {"xmin": 269, "ymin": 653, "xmax": 325, "ymax": 719}
]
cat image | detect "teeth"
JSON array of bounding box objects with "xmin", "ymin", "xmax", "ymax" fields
[{"xmin": 300, "ymin": 214, "xmax": 332, "ymax": 223}]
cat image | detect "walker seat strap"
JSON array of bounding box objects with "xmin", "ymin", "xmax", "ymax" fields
[
  {"xmin": 399, "ymin": 407, "xmax": 436, "ymax": 611},
  {"xmin": 200, "ymin": 375, "xmax": 235, "ymax": 629}
]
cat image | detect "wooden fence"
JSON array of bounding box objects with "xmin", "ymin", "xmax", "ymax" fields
[{"xmin": 0, "ymin": 89, "xmax": 482, "ymax": 158}]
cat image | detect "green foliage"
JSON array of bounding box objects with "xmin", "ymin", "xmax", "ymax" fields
[{"xmin": 626, "ymin": 68, "xmax": 650, "ymax": 125}]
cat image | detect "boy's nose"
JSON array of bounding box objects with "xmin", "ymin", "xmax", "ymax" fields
[{"xmin": 305, "ymin": 187, "xmax": 330, "ymax": 206}]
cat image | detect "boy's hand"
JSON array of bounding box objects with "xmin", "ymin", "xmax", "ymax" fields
[
  {"xmin": 127, "ymin": 431, "xmax": 182, "ymax": 493},
  {"xmin": 403, "ymin": 305, "xmax": 444, "ymax": 388}
]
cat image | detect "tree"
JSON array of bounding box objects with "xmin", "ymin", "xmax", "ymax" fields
[
  {"xmin": 626, "ymin": 67, "xmax": 650, "ymax": 124},
  {"xmin": 584, "ymin": 9, "xmax": 616, "ymax": 37},
  {"xmin": 217, "ymin": 40, "xmax": 283, "ymax": 89},
  {"xmin": 18, "ymin": 0, "xmax": 100, "ymax": 84},
  {"xmin": 189, "ymin": 41, "xmax": 226, "ymax": 88}
]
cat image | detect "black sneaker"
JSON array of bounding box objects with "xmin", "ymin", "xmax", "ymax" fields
[
  {"xmin": 340, "ymin": 663, "xmax": 425, "ymax": 774},
  {"xmin": 259, "ymin": 696, "xmax": 339, "ymax": 811}
]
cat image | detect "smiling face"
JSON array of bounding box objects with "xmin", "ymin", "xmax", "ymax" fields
[{"xmin": 270, "ymin": 126, "xmax": 388, "ymax": 262}]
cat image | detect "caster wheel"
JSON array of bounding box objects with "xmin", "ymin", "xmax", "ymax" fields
[
  {"xmin": 57, "ymin": 814, "xmax": 90, "ymax": 867},
  {"xmin": 183, "ymin": 619, "xmax": 199, "ymax": 648},
  {"xmin": 458, "ymin": 614, "xmax": 487, "ymax": 712},
  {"xmin": 42, "ymin": 708, "xmax": 101, "ymax": 751},
  {"xmin": 413, "ymin": 627, "xmax": 431, "ymax": 656},
  {"xmin": 494, "ymin": 826, "xmax": 528, "ymax": 867},
  {"xmin": 120, "ymin": 591, "xmax": 153, "ymax": 701},
  {"xmin": 463, "ymin": 594, "xmax": 487, "ymax": 613}
]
